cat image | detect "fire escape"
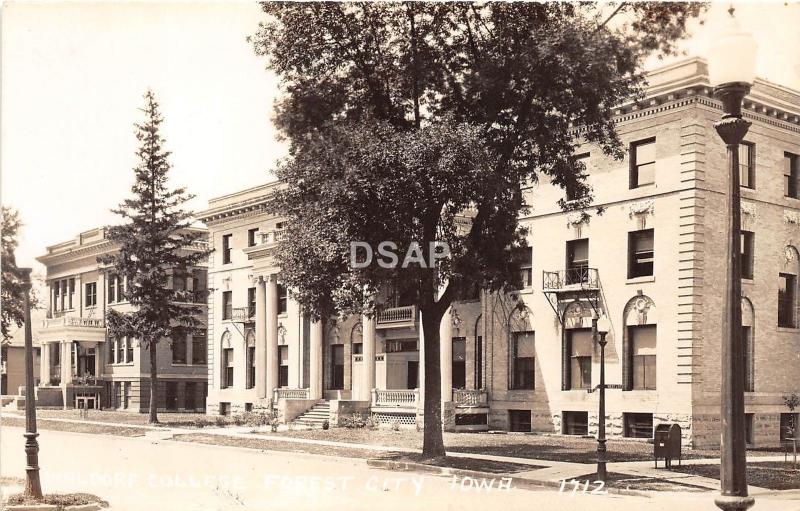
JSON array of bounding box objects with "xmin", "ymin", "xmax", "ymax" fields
[{"xmin": 541, "ymin": 266, "xmax": 604, "ymax": 323}]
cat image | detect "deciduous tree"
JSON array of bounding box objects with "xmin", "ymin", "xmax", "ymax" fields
[{"xmin": 252, "ymin": 2, "xmax": 703, "ymax": 457}]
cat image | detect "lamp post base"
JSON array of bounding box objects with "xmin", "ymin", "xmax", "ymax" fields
[{"xmin": 714, "ymin": 495, "xmax": 755, "ymax": 511}]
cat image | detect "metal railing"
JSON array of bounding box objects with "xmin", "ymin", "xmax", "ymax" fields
[
  {"xmin": 542, "ymin": 267, "xmax": 599, "ymax": 290},
  {"xmin": 273, "ymin": 388, "xmax": 310, "ymax": 401},
  {"xmin": 231, "ymin": 307, "xmax": 255, "ymax": 323},
  {"xmin": 41, "ymin": 316, "xmax": 105, "ymax": 329},
  {"xmin": 377, "ymin": 305, "xmax": 417, "ymax": 325},
  {"xmin": 453, "ymin": 389, "xmax": 488, "ymax": 407},
  {"xmin": 371, "ymin": 389, "xmax": 419, "ymax": 408}
]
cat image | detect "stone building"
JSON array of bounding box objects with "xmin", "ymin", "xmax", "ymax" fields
[
  {"xmin": 199, "ymin": 58, "xmax": 800, "ymax": 447},
  {"xmin": 34, "ymin": 226, "xmax": 209, "ymax": 412}
]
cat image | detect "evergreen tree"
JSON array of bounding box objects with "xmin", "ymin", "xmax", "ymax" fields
[{"xmin": 100, "ymin": 90, "xmax": 208, "ymax": 424}]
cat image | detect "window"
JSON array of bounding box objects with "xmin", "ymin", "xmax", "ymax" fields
[
  {"xmin": 452, "ymin": 337, "xmax": 466, "ymax": 389},
  {"xmin": 630, "ymin": 138, "xmax": 656, "ymax": 188},
  {"xmin": 352, "ymin": 342, "xmax": 363, "ymax": 355},
  {"xmin": 624, "ymin": 413, "xmax": 653, "ymax": 438},
  {"xmin": 85, "ymin": 282, "xmax": 97, "ymax": 307},
  {"xmin": 192, "ymin": 334, "xmax": 206, "ymax": 365},
  {"xmin": 566, "ymin": 239, "xmax": 589, "ymax": 285},
  {"xmin": 742, "ymin": 326, "xmax": 754, "ymax": 392},
  {"xmin": 185, "ymin": 382, "xmax": 196, "ymax": 410},
  {"xmin": 277, "ymin": 284, "xmax": 288, "ymax": 314},
  {"xmin": 563, "ymin": 411, "xmax": 588, "ymax": 436},
  {"xmin": 165, "ymin": 381, "xmax": 178, "ymax": 410},
  {"xmin": 511, "ymin": 332, "xmax": 535, "ymax": 390},
  {"xmin": 569, "ymin": 330, "xmax": 592, "ymax": 390},
  {"xmin": 512, "ymin": 247, "xmax": 533, "ymax": 288},
  {"xmin": 248, "ymin": 287, "xmax": 256, "ymax": 319},
  {"xmin": 628, "ymin": 229, "xmax": 654, "ymax": 278},
  {"xmin": 745, "ymin": 413, "xmax": 754, "ymax": 445},
  {"xmin": 222, "ymin": 234, "xmax": 233, "ymax": 264},
  {"xmin": 222, "ymin": 291, "xmax": 233, "ymax": 320},
  {"xmin": 110, "ymin": 338, "xmax": 117, "ymax": 364},
  {"xmin": 779, "ymin": 273, "xmax": 797, "ymax": 328},
  {"xmin": 219, "ymin": 402, "xmax": 230, "ymax": 416},
  {"xmin": 785, "ymin": 152, "xmax": 799, "ymax": 199},
  {"xmin": 739, "ymin": 142, "xmax": 755, "ymax": 189},
  {"xmin": 278, "ymin": 345, "xmax": 289, "ymax": 387},
  {"xmin": 509, "ymin": 410, "xmax": 532, "ymax": 432},
  {"xmin": 630, "ymin": 325, "xmax": 657, "ymax": 390},
  {"xmin": 172, "ymin": 336, "xmax": 187, "ymax": 364},
  {"xmin": 476, "ymin": 336, "xmax": 483, "ymax": 390},
  {"xmin": 108, "ymin": 274, "xmax": 122, "ymax": 303},
  {"xmin": 222, "ymin": 348, "xmax": 234, "ymax": 388},
  {"xmin": 566, "ymin": 153, "xmax": 590, "ymax": 201},
  {"xmin": 68, "ymin": 278, "xmax": 75, "ymax": 309},
  {"xmin": 781, "ymin": 413, "xmax": 799, "ymax": 441},
  {"xmin": 741, "ymin": 231, "xmax": 754, "ymax": 280},
  {"xmin": 246, "ymin": 345, "xmax": 255, "ymax": 389},
  {"xmin": 331, "ymin": 345, "xmax": 344, "ymax": 390},
  {"xmin": 125, "ymin": 337, "xmax": 134, "ymax": 363},
  {"xmin": 247, "ymin": 228, "xmax": 259, "ymax": 247}
]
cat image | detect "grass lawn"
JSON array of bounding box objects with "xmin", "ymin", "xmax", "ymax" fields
[
  {"xmin": 672, "ymin": 461, "xmax": 800, "ymax": 490},
  {"xmin": 1, "ymin": 417, "xmax": 148, "ymax": 437},
  {"xmin": 266, "ymin": 428, "xmax": 777, "ymax": 464},
  {"xmin": 172, "ymin": 434, "xmax": 539, "ymax": 474},
  {"xmin": 30, "ymin": 409, "xmax": 209, "ymax": 427}
]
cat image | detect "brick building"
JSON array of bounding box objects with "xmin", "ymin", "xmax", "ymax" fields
[
  {"xmin": 199, "ymin": 58, "xmax": 800, "ymax": 447},
  {"xmin": 34, "ymin": 227, "xmax": 209, "ymax": 412}
]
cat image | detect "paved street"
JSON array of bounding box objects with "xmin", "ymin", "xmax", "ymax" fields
[{"xmin": 2, "ymin": 426, "xmax": 799, "ymax": 511}]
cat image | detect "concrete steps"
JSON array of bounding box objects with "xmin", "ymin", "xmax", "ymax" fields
[{"xmin": 292, "ymin": 401, "xmax": 330, "ymax": 427}]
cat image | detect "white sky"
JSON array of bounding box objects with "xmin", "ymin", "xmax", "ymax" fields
[{"xmin": 2, "ymin": 1, "xmax": 799, "ymax": 271}]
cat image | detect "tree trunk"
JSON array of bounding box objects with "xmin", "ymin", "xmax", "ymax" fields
[
  {"xmin": 421, "ymin": 304, "xmax": 445, "ymax": 459},
  {"xmin": 148, "ymin": 342, "xmax": 159, "ymax": 424}
]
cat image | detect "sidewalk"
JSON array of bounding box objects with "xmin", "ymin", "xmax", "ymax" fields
[{"xmin": 4, "ymin": 411, "xmax": 794, "ymax": 497}]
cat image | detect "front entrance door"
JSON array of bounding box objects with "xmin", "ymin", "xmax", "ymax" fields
[{"xmin": 407, "ymin": 361, "xmax": 418, "ymax": 389}]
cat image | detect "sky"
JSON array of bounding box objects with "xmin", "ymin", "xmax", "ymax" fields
[{"xmin": 2, "ymin": 1, "xmax": 800, "ymax": 271}]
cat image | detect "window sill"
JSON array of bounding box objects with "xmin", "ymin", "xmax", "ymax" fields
[
  {"xmin": 741, "ymin": 278, "xmax": 754, "ymax": 285},
  {"xmin": 626, "ymin": 275, "xmax": 655, "ymax": 284},
  {"xmin": 777, "ymin": 326, "xmax": 800, "ymax": 333},
  {"xmin": 278, "ymin": 313, "xmax": 288, "ymax": 318},
  {"xmin": 110, "ymin": 363, "xmax": 134, "ymax": 367}
]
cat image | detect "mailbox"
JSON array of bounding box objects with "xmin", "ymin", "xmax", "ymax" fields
[{"xmin": 654, "ymin": 423, "xmax": 682, "ymax": 469}]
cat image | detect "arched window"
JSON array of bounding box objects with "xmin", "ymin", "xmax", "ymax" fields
[
  {"xmin": 245, "ymin": 329, "xmax": 256, "ymax": 389},
  {"xmin": 220, "ymin": 331, "xmax": 233, "ymax": 389},
  {"xmin": 508, "ymin": 306, "xmax": 534, "ymax": 391},
  {"xmin": 621, "ymin": 295, "xmax": 657, "ymax": 391},
  {"xmin": 778, "ymin": 246, "xmax": 800, "ymax": 328},
  {"xmin": 742, "ymin": 297, "xmax": 755, "ymax": 392},
  {"xmin": 561, "ymin": 301, "xmax": 593, "ymax": 391}
]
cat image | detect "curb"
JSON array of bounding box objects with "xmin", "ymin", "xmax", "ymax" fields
[{"xmin": 365, "ymin": 458, "xmax": 650, "ymax": 497}]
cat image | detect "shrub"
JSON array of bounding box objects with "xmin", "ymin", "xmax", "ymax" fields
[
  {"xmin": 341, "ymin": 412, "xmax": 367, "ymax": 429},
  {"xmin": 390, "ymin": 419, "xmax": 400, "ymax": 432},
  {"xmin": 322, "ymin": 420, "xmax": 330, "ymax": 430},
  {"xmin": 365, "ymin": 413, "xmax": 380, "ymax": 430},
  {"xmin": 214, "ymin": 415, "xmax": 230, "ymax": 428}
]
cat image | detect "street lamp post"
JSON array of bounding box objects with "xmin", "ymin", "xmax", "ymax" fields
[
  {"xmin": 707, "ymin": 9, "xmax": 757, "ymax": 511},
  {"xmin": 595, "ymin": 314, "xmax": 611, "ymax": 483},
  {"xmin": 20, "ymin": 267, "xmax": 43, "ymax": 499}
]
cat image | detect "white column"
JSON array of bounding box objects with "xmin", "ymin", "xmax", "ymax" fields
[
  {"xmin": 361, "ymin": 314, "xmax": 376, "ymax": 401},
  {"xmin": 75, "ymin": 274, "xmax": 82, "ymax": 315},
  {"xmin": 255, "ymin": 278, "xmax": 267, "ymax": 398},
  {"xmin": 40, "ymin": 342, "xmax": 50, "ymax": 385},
  {"xmin": 418, "ymin": 310, "xmax": 425, "ymax": 405},
  {"xmin": 265, "ymin": 276, "xmax": 279, "ymax": 394},
  {"xmin": 440, "ymin": 307, "xmax": 453, "ymax": 403},
  {"xmin": 61, "ymin": 341, "xmax": 73, "ymax": 384},
  {"xmin": 309, "ymin": 319, "xmax": 323, "ymax": 400},
  {"xmin": 94, "ymin": 343, "xmax": 102, "ymax": 377}
]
